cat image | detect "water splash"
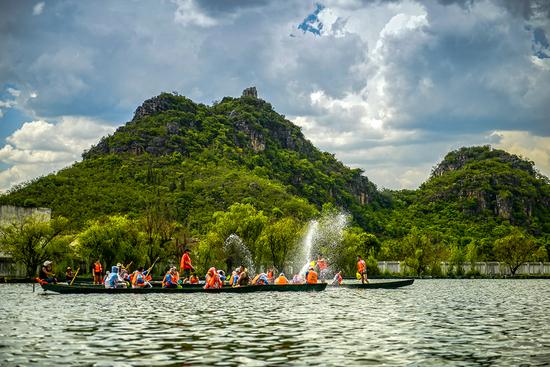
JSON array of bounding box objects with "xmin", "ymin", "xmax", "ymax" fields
[
  {"xmin": 297, "ymin": 212, "xmax": 349, "ymax": 278},
  {"xmin": 223, "ymin": 234, "xmax": 255, "ymax": 275},
  {"xmin": 298, "ymin": 220, "xmax": 318, "ymax": 276}
]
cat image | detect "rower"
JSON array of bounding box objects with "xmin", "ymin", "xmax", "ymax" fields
[
  {"xmin": 39, "ymin": 261, "xmax": 57, "ymax": 284},
  {"xmin": 331, "ymin": 271, "xmax": 343, "ymax": 286},
  {"xmin": 105, "ymin": 266, "xmax": 127, "ymax": 288},
  {"xmin": 65, "ymin": 267, "xmax": 74, "ymax": 283},
  {"xmin": 204, "ymin": 267, "xmax": 223, "ymax": 289},
  {"xmin": 357, "ymin": 255, "xmax": 368, "ymax": 284},
  {"xmin": 132, "ymin": 267, "xmax": 152, "ymax": 288},
  {"xmin": 162, "ymin": 267, "xmax": 180, "ymax": 288},
  {"xmin": 317, "ymin": 255, "xmax": 329, "ymax": 280},
  {"xmin": 236, "ymin": 265, "xmax": 249, "ymax": 287},
  {"xmin": 306, "ymin": 267, "xmax": 318, "ymax": 284},
  {"xmin": 274, "ymin": 273, "xmax": 289, "ymax": 285},
  {"xmin": 92, "ymin": 260, "xmax": 103, "ymax": 285},
  {"xmin": 180, "ymin": 248, "xmax": 195, "ymax": 280},
  {"xmin": 252, "ymin": 273, "xmax": 269, "ymax": 285}
]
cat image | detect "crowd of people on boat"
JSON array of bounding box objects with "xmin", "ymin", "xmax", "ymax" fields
[{"xmin": 38, "ymin": 249, "xmax": 369, "ymax": 288}]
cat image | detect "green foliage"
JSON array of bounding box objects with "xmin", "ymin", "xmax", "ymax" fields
[
  {"xmin": 259, "ymin": 217, "xmax": 303, "ymax": 273},
  {"xmin": 77, "ymin": 215, "xmax": 146, "ymax": 268},
  {"xmin": 0, "ymin": 216, "xmax": 71, "ymax": 277},
  {"xmin": 493, "ymin": 227, "xmax": 538, "ymax": 276}
]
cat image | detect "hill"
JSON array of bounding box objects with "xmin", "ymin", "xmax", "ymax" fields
[
  {"xmin": 377, "ymin": 146, "xmax": 550, "ymax": 263},
  {"xmin": 0, "ymin": 88, "xmax": 383, "ymax": 231}
]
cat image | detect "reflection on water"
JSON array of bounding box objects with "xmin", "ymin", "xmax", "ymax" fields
[{"xmin": 1, "ymin": 280, "xmax": 549, "ymax": 366}]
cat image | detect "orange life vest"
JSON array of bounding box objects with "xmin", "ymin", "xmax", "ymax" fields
[
  {"xmin": 190, "ymin": 276, "xmax": 199, "ymax": 284},
  {"xmin": 306, "ymin": 271, "xmax": 318, "ymax": 284},
  {"xmin": 274, "ymin": 275, "xmax": 289, "ymax": 285},
  {"xmin": 94, "ymin": 263, "xmax": 102, "ymax": 273},
  {"xmin": 357, "ymin": 260, "xmax": 366, "ymax": 273}
]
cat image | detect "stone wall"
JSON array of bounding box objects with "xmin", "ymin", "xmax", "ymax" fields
[{"xmin": 377, "ymin": 261, "xmax": 550, "ymax": 276}]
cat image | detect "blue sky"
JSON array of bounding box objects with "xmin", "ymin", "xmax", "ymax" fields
[{"xmin": 1, "ymin": 0, "xmax": 549, "ymax": 191}]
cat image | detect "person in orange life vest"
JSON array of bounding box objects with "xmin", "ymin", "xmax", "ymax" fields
[
  {"xmin": 163, "ymin": 267, "xmax": 179, "ymax": 288},
  {"xmin": 331, "ymin": 271, "xmax": 343, "ymax": 286},
  {"xmin": 92, "ymin": 260, "xmax": 103, "ymax": 285},
  {"xmin": 266, "ymin": 267, "xmax": 275, "ymax": 283},
  {"xmin": 189, "ymin": 274, "xmax": 199, "ymax": 284},
  {"xmin": 306, "ymin": 267, "xmax": 318, "ymax": 284},
  {"xmin": 204, "ymin": 267, "xmax": 223, "ymax": 289},
  {"xmin": 132, "ymin": 267, "xmax": 152, "ymax": 288},
  {"xmin": 357, "ymin": 255, "xmax": 368, "ymax": 284},
  {"xmin": 180, "ymin": 248, "xmax": 195, "ymax": 279},
  {"xmin": 274, "ymin": 273, "xmax": 289, "ymax": 285},
  {"xmin": 317, "ymin": 255, "xmax": 329, "ymax": 280}
]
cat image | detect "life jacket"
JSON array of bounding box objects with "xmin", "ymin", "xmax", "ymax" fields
[
  {"xmin": 204, "ymin": 268, "xmax": 222, "ymax": 289},
  {"xmin": 94, "ymin": 263, "xmax": 102, "ymax": 273},
  {"xmin": 190, "ymin": 276, "xmax": 199, "ymax": 284},
  {"xmin": 306, "ymin": 270, "xmax": 318, "ymax": 284},
  {"xmin": 357, "ymin": 259, "xmax": 366, "ymax": 273},
  {"xmin": 318, "ymin": 259, "xmax": 328, "ymax": 270},
  {"xmin": 335, "ymin": 273, "xmax": 343, "ymax": 285},
  {"xmin": 163, "ymin": 273, "xmax": 177, "ymax": 287},
  {"xmin": 267, "ymin": 270, "xmax": 273, "ymax": 279},
  {"xmin": 274, "ymin": 275, "xmax": 289, "ymax": 285}
]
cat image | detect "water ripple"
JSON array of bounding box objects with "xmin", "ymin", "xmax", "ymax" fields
[{"xmin": 1, "ymin": 280, "xmax": 549, "ymax": 366}]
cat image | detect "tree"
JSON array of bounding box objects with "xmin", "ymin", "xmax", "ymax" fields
[
  {"xmin": 0, "ymin": 216, "xmax": 70, "ymax": 277},
  {"xmin": 259, "ymin": 217, "xmax": 302, "ymax": 272},
  {"xmin": 401, "ymin": 228, "xmax": 445, "ymax": 276},
  {"xmin": 78, "ymin": 215, "xmax": 146, "ymax": 269},
  {"xmin": 211, "ymin": 203, "xmax": 268, "ymax": 267},
  {"xmin": 493, "ymin": 228, "xmax": 538, "ymax": 276}
]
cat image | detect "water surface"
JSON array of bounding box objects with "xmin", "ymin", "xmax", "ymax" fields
[{"xmin": 1, "ymin": 279, "xmax": 549, "ymax": 366}]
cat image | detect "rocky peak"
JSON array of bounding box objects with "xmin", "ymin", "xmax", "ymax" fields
[
  {"xmin": 132, "ymin": 93, "xmax": 196, "ymax": 122},
  {"xmin": 242, "ymin": 86, "xmax": 258, "ymax": 98}
]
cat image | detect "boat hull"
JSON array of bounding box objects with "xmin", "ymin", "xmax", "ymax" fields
[
  {"xmin": 41, "ymin": 283, "xmax": 327, "ymax": 294},
  {"xmin": 339, "ymin": 279, "xmax": 414, "ymax": 289}
]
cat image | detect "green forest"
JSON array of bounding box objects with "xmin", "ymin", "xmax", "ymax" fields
[{"xmin": 1, "ymin": 92, "xmax": 549, "ymax": 278}]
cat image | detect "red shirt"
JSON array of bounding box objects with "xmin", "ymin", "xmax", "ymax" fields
[{"xmin": 181, "ymin": 253, "xmax": 192, "ymax": 270}]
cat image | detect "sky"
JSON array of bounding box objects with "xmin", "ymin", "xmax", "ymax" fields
[{"xmin": 0, "ymin": 0, "xmax": 549, "ymax": 192}]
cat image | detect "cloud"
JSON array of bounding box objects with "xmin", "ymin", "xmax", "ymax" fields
[
  {"xmin": 0, "ymin": 0, "xmax": 549, "ymax": 191},
  {"xmin": 0, "ymin": 116, "xmax": 115, "ymax": 191},
  {"xmin": 490, "ymin": 130, "xmax": 550, "ymax": 178},
  {"xmin": 173, "ymin": 0, "xmax": 218, "ymax": 27},
  {"xmin": 32, "ymin": 2, "xmax": 45, "ymax": 16}
]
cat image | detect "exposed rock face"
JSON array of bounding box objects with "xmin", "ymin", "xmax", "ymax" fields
[
  {"xmin": 132, "ymin": 93, "xmax": 196, "ymax": 121},
  {"xmin": 242, "ymin": 86, "xmax": 258, "ymax": 98}
]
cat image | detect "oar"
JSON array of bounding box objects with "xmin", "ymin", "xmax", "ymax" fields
[
  {"xmin": 145, "ymin": 257, "xmax": 160, "ymax": 279},
  {"xmin": 69, "ymin": 267, "xmax": 80, "ymax": 286}
]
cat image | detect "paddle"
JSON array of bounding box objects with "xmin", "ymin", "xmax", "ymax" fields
[
  {"xmin": 69, "ymin": 267, "xmax": 80, "ymax": 286},
  {"xmin": 124, "ymin": 261, "xmax": 133, "ymax": 271},
  {"xmin": 145, "ymin": 257, "xmax": 160, "ymax": 280}
]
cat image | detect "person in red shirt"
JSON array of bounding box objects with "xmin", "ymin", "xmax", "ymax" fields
[
  {"xmin": 180, "ymin": 248, "xmax": 195, "ymax": 279},
  {"xmin": 357, "ymin": 255, "xmax": 368, "ymax": 284}
]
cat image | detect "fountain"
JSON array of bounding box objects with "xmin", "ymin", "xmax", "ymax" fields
[
  {"xmin": 223, "ymin": 234, "xmax": 255, "ymax": 275},
  {"xmin": 296, "ymin": 212, "xmax": 349, "ymax": 279}
]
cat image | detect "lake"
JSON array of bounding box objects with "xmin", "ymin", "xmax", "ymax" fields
[{"xmin": 1, "ymin": 279, "xmax": 549, "ymax": 366}]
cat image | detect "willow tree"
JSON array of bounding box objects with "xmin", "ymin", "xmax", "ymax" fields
[
  {"xmin": 0, "ymin": 216, "xmax": 69, "ymax": 277},
  {"xmin": 494, "ymin": 228, "xmax": 537, "ymax": 276}
]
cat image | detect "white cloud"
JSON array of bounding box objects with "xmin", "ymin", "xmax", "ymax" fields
[
  {"xmin": 490, "ymin": 130, "xmax": 550, "ymax": 178},
  {"xmin": 32, "ymin": 2, "xmax": 45, "ymax": 16},
  {"xmin": 173, "ymin": 0, "xmax": 218, "ymax": 27},
  {"xmin": 0, "ymin": 117, "xmax": 115, "ymax": 191},
  {"xmin": 7, "ymin": 88, "xmax": 21, "ymax": 97}
]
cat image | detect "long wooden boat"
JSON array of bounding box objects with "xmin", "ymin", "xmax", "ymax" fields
[
  {"xmin": 338, "ymin": 279, "xmax": 414, "ymax": 289},
  {"xmin": 41, "ymin": 282, "xmax": 327, "ymax": 294}
]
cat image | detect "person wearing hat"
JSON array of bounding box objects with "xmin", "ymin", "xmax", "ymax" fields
[
  {"xmin": 180, "ymin": 248, "xmax": 195, "ymax": 280},
  {"xmin": 39, "ymin": 261, "xmax": 57, "ymax": 284},
  {"xmin": 65, "ymin": 267, "xmax": 75, "ymax": 283}
]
